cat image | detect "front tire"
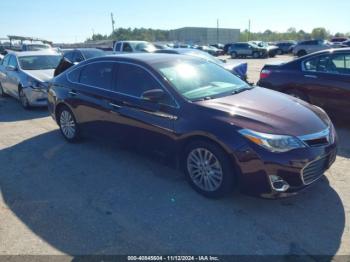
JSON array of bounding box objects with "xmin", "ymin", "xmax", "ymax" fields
[
  {"xmin": 184, "ymin": 140, "xmax": 235, "ymax": 198},
  {"xmin": 19, "ymin": 88, "xmax": 30, "ymax": 109},
  {"xmin": 0, "ymin": 82, "xmax": 7, "ymax": 97},
  {"xmin": 58, "ymin": 106, "xmax": 80, "ymax": 143}
]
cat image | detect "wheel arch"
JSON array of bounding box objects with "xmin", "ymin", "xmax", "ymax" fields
[
  {"xmin": 54, "ymin": 102, "xmax": 74, "ymax": 124},
  {"xmin": 177, "ymin": 133, "xmax": 238, "ymax": 170}
]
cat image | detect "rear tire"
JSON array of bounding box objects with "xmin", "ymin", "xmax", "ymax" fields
[
  {"xmin": 230, "ymin": 52, "xmax": 237, "ymax": 59},
  {"xmin": 58, "ymin": 105, "xmax": 80, "ymax": 143},
  {"xmin": 0, "ymin": 82, "xmax": 7, "ymax": 97},
  {"xmin": 253, "ymin": 52, "xmax": 260, "ymax": 58},
  {"xmin": 286, "ymin": 89, "xmax": 309, "ymax": 102},
  {"xmin": 183, "ymin": 140, "xmax": 236, "ymax": 198}
]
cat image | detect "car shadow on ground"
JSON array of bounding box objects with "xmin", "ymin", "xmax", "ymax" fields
[
  {"xmin": 0, "ymin": 130, "xmax": 345, "ymax": 256},
  {"xmin": 0, "ymin": 97, "xmax": 48, "ymax": 122}
]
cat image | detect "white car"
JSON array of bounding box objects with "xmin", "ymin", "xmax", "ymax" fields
[{"xmin": 113, "ymin": 41, "xmax": 157, "ymax": 53}]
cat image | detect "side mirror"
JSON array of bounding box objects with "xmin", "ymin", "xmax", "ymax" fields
[
  {"xmin": 6, "ymin": 65, "xmax": 17, "ymax": 71},
  {"xmin": 141, "ymin": 89, "xmax": 165, "ymax": 102}
]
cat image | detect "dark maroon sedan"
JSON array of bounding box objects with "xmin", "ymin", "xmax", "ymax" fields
[
  {"xmin": 258, "ymin": 48, "xmax": 350, "ymax": 115},
  {"xmin": 48, "ymin": 54, "xmax": 337, "ymax": 198}
]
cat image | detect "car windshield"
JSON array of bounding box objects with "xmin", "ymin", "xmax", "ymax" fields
[
  {"xmin": 82, "ymin": 49, "xmax": 105, "ymax": 59},
  {"xmin": 26, "ymin": 44, "xmax": 50, "ymax": 51},
  {"xmin": 18, "ymin": 55, "xmax": 62, "ymax": 70},
  {"xmin": 182, "ymin": 50, "xmax": 223, "ymax": 65},
  {"xmin": 156, "ymin": 60, "xmax": 250, "ymax": 101},
  {"xmin": 132, "ymin": 42, "xmax": 157, "ymax": 52}
]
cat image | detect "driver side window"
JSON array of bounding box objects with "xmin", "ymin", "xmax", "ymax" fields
[
  {"xmin": 122, "ymin": 43, "xmax": 133, "ymax": 52},
  {"xmin": 115, "ymin": 63, "xmax": 175, "ymax": 106}
]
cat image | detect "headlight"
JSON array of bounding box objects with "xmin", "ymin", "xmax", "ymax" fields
[
  {"xmin": 239, "ymin": 129, "xmax": 306, "ymax": 153},
  {"xmin": 28, "ymin": 79, "xmax": 47, "ymax": 90}
]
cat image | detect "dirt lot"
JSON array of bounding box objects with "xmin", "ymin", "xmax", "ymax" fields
[{"xmin": 0, "ymin": 56, "xmax": 349, "ymax": 257}]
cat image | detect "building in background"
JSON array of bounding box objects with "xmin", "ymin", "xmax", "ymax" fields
[{"xmin": 169, "ymin": 27, "xmax": 240, "ymax": 45}]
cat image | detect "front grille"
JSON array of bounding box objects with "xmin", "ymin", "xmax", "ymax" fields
[{"xmin": 302, "ymin": 155, "xmax": 329, "ymax": 185}]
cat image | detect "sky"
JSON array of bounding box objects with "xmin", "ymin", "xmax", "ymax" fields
[{"xmin": 1, "ymin": 0, "xmax": 349, "ymax": 43}]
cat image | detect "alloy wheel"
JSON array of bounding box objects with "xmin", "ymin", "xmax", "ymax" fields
[
  {"xmin": 187, "ymin": 148, "xmax": 223, "ymax": 192},
  {"xmin": 60, "ymin": 110, "xmax": 76, "ymax": 139}
]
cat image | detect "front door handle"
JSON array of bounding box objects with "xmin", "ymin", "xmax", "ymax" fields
[{"xmin": 304, "ymin": 74, "xmax": 318, "ymax": 79}]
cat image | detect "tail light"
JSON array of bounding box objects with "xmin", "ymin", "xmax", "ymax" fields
[{"xmin": 260, "ymin": 69, "xmax": 272, "ymax": 79}]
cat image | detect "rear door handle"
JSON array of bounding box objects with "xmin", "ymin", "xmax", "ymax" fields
[
  {"xmin": 109, "ymin": 102, "xmax": 122, "ymax": 109},
  {"xmin": 304, "ymin": 74, "xmax": 318, "ymax": 79},
  {"xmin": 69, "ymin": 90, "xmax": 77, "ymax": 96}
]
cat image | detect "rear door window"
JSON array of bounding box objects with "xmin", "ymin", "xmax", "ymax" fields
[
  {"xmin": 79, "ymin": 62, "xmax": 115, "ymax": 90},
  {"xmin": 115, "ymin": 42, "xmax": 122, "ymax": 51},
  {"xmin": 304, "ymin": 55, "xmax": 331, "ymax": 72},
  {"xmin": 328, "ymin": 54, "xmax": 350, "ymax": 75}
]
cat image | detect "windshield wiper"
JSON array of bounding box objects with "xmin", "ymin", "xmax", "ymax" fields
[
  {"xmin": 192, "ymin": 96, "xmax": 214, "ymax": 102},
  {"xmin": 232, "ymin": 86, "xmax": 254, "ymax": 95}
]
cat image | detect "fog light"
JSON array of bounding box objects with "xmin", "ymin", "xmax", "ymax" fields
[{"xmin": 269, "ymin": 175, "xmax": 290, "ymax": 192}]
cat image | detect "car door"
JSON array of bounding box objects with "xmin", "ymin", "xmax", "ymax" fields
[
  {"xmin": 5, "ymin": 55, "xmax": 20, "ymax": 97},
  {"xmin": 109, "ymin": 62, "xmax": 178, "ymax": 152},
  {"xmin": 301, "ymin": 53, "xmax": 350, "ymax": 113},
  {"xmin": 65, "ymin": 61, "xmax": 118, "ymax": 137}
]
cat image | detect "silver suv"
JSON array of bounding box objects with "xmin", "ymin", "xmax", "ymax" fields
[{"xmin": 293, "ymin": 40, "xmax": 331, "ymax": 57}]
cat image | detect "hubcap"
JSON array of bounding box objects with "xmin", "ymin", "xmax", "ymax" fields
[
  {"xmin": 187, "ymin": 148, "xmax": 223, "ymax": 192},
  {"xmin": 60, "ymin": 111, "xmax": 76, "ymax": 139}
]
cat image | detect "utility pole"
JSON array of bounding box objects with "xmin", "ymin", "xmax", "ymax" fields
[
  {"xmin": 217, "ymin": 19, "xmax": 219, "ymax": 44},
  {"xmin": 111, "ymin": 13, "xmax": 115, "ymax": 33},
  {"xmin": 248, "ymin": 19, "xmax": 251, "ymax": 41}
]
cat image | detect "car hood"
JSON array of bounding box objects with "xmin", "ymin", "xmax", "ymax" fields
[
  {"xmin": 23, "ymin": 69, "xmax": 55, "ymax": 82},
  {"xmin": 196, "ymin": 87, "xmax": 330, "ymax": 136}
]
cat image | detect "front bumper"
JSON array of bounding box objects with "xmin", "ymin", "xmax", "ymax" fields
[
  {"xmin": 24, "ymin": 88, "xmax": 48, "ymax": 107},
  {"xmin": 233, "ymin": 138, "xmax": 337, "ymax": 198}
]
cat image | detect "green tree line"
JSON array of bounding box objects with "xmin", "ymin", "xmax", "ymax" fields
[{"xmin": 87, "ymin": 27, "xmax": 350, "ymax": 43}]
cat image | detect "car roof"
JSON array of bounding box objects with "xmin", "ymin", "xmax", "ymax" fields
[
  {"xmin": 117, "ymin": 41, "xmax": 148, "ymax": 43},
  {"xmin": 13, "ymin": 50, "xmax": 61, "ymax": 57},
  {"xmin": 305, "ymin": 47, "xmax": 350, "ymax": 57}
]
